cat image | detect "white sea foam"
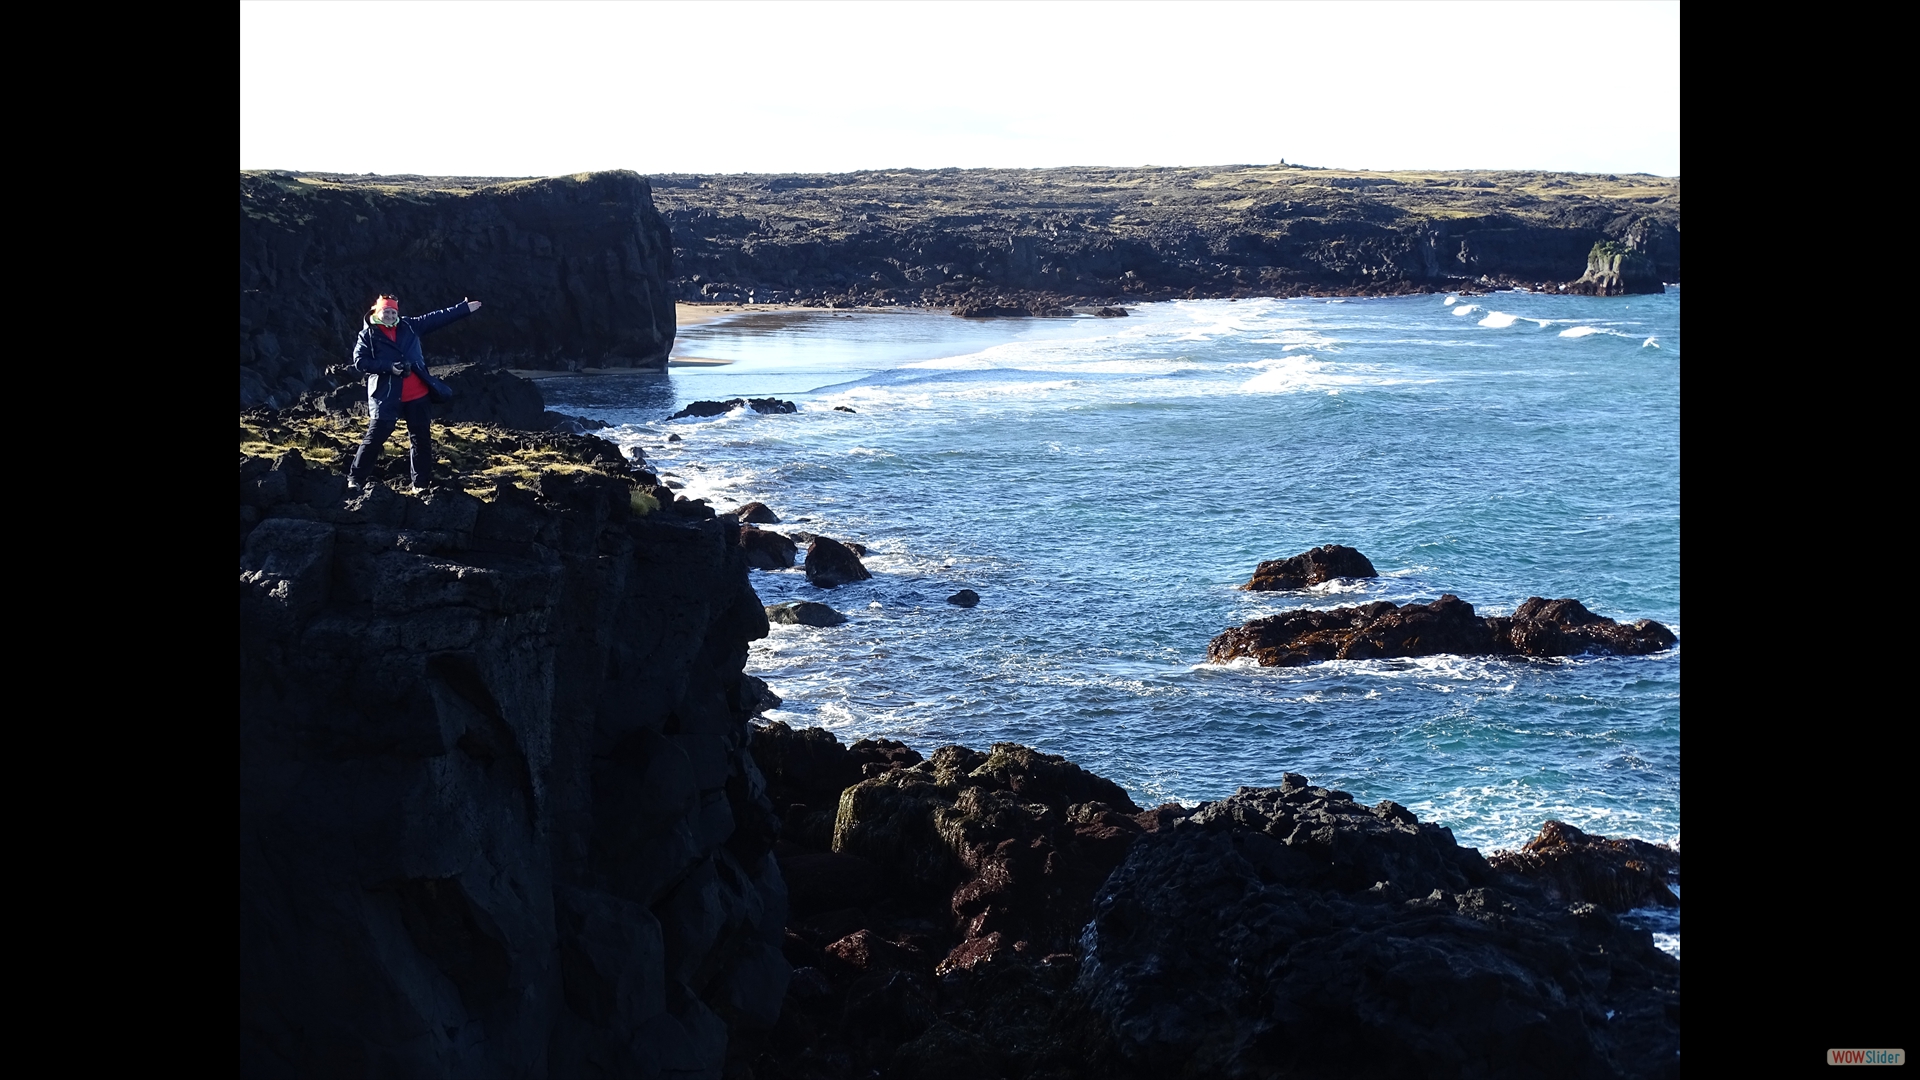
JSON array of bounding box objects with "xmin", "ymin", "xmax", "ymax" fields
[
  {"xmin": 1478, "ymin": 311, "xmax": 1521, "ymax": 328},
  {"xmin": 1452, "ymin": 304, "xmax": 1479, "ymax": 317},
  {"xmin": 1443, "ymin": 296, "xmax": 1460, "ymax": 305},
  {"xmin": 1642, "ymin": 336, "xmax": 1659, "ymax": 348},
  {"xmin": 1558, "ymin": 326, "xmax": 1605, "ymax": 338}
]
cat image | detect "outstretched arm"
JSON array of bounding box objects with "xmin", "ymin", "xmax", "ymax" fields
[{"xmin": 409, "ymin": 298, "xmax": 483, "ymax": 335}]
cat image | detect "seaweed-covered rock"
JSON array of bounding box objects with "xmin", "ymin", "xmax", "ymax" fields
[
  {"xmin": 1209, "ymin": 594, "xmax": 1676, "ymax": 666},
  {"xmin": 1243, "ymin": 544, "xmax": 1378, "ymax": 590}
]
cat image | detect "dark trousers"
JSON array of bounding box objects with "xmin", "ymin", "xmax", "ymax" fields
[{"xmin": 351, "ymin": 395, "xmax": 434, "ymax": 487}]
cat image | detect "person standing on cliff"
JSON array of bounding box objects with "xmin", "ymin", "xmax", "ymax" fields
[{"xmin": 348, "ymin": 294, "xmax": 482, "ymax": 493}]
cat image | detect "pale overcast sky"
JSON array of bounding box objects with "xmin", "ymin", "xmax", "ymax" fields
[{"xmin": 240, "ymin": 1, "xmax": 1679, "ymax": 177}]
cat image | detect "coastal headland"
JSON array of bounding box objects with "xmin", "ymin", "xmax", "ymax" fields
[
  {"xmin": 240, "ymin": 364, "xmax": 1680, "ymax": 1077},
  {"xmin": 652, "ymin": 163, "xmax": 1679, "ymax": 310},
  {"xmin": 238, "ymin": 165, "xmax": 1678, "ymax": 408}
]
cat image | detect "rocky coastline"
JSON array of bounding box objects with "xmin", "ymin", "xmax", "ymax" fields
[
  {"xmin": 241, "ymin": 368, "xmax": 1680, "ymax": 1078},
  {"xmin": 650, "ymin": 164, "xmax": 1678, "ymax": 312},
  {"xmin": 240, "ymin": 164, "xmax": 1678, "ymax": 410}
]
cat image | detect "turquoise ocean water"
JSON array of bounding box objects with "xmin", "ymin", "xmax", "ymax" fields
[{"xmin": 541, "ymin": 292, "xmax": 1680, "ymax": 944}]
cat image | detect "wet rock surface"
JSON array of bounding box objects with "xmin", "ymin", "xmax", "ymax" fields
[
  {"xmin": 766, "ymin": 601, "xmax": 848, "ymax": 628},
  {"xmin": 670, "ymin": 397, "xmax": 798, "ymax": 420},
  {"xmin": 803, "ymin": 535, "xmax": 873, "ymax": 588},
  {"xmin": 947, "ymin": 589, "xmax": 981, "ymax": 608},
  {"xmin": 732, "ymin": 501, "xmax": 781, "ymax": 525},
  {"xmin": 1490, "ymin": 820, "xmax": 1680, "ymax": 912},
  {"xmin": 1244, "ymin": 543, "xmax": 1379, "ymax": 590},
  {"xmin": 1210, "ymin": 594, "xmax": 1677, "ymax": 666},
  {"xmin": 740, "ymin": 526, "xmax": 800, "ymax": 570}
]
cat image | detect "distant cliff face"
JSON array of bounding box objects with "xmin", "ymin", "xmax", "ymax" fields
[
  {"xmin": 648, "ymin": 164, "xmax": 1680, "ymax": 308},
  {"xmin": 239, "ymin": 170, "xmax": 676, "ymax": 408}
]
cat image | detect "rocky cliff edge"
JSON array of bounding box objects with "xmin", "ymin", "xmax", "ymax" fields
[{"xmin": 240, "ymin": 170, "xmax": 676, "ymax": 409}]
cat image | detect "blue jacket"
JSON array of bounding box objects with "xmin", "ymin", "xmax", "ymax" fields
[{"xmin": 351, "ymin": 302, "xmax": 473, "ymax": 406}]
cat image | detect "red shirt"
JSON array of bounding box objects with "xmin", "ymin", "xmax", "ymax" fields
[{"xmin": 382, "ymin": 325, "xmax": 431, "ymax": 402}]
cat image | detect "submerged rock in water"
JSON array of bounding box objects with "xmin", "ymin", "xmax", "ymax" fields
[
  {"xmin": 1490, "ymin": 820, "xmax": 1680, "ymax": 911},
  {"xmin": 1244, "ymin": 544, "xmax": 1377, "ymax": 590},
  {"xmin": 767, "ymin": 600, "xmax": 847, "ymax": 627},
  {"xmin": 1072, "ymin": 779, "xmax": 1681, "ymax": 1078},
  {"xmin": 669, "ymin": 397, "xmax": 798, "ymax": 419},
  {"xmin": 804, "ymin": 535, "xmax": 872, "ymax": 588},
  {"xmin": 740, "ymin": 527, "xmax": 799, "ymax": 570},
  {"xmin": 1209, "ymin": 593, "xmax": 1676, "ymax": 666},
  {"xmin": 947, "ymin": 589, "xmax": 980, "ymax": 608}
]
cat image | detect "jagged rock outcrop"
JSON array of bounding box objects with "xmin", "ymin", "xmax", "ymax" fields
[
  {"xmin": 1071, "ymin": 779, "xmax": 1680, "ymax": 1079},
  {"xmin": 1209, "ymin": 594, "xmax": 1677, "ymax": 666},
  {"xmin": 649, "ymin": 165, "xmax": 1678, "ymax": 309},
  {"xmin": 669, "ymin": 398, "xmax": 799, "ymax": 421},
  {"xmin": 803, "ymin": 536, "xmax": 872, "ymax": 588},
  {"xmin": 740, "ymin": 527, "xmax": 800, "ymax": 570},
  {"xmin": 745, "ymin": 726, "xmax": 1680, "ymax": 1079},
  {"xmin": 766, "ymin": 601, "xmax": 847, "ymax": 628},
  {"xmin": 240, "ymin": 446, "xmax": 787, "ymax": 1076},
  {"xmin": 1490, "ymin": 820, "xmax": 1680, "ymax": 911},
  {"xmin": 745, "ymin": 724, "xmax": 1183, "ymax": 1078},
  {"xmin": 1569, "ymin": 237, "xmax": 1664, "ymax": 296},
  {"xmin": 1244, "ymin": 544, "xmax": 1378, "ymax": 590},
  {"xmin": 240, "ymin": 171, "xmax": 677, "ymax": 408}
]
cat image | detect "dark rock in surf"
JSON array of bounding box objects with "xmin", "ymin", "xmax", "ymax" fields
[
  {"xmin": 740, "ymin": 527, "xmax": 799, "ymax": 570},
  {"xmin": 834, "ymin": 405, "xmax": 858, "ymax": 413},
  {"xmin": 1208, "ymin": 593, "xmax": 1676, "ymax": 666},
  {"xmin": 1071, "ymin": 780, "xmax": 1680, "ymax": 1078},
  {"xmin": 734, "ymin": 500, "xmax": 781, "ymax": 524},
  {"xmin": 1093, "ymin": 307, "xmax": 1128, "ymax": 317},
  {"xmin": 1244, "ymin": 544, "xmax": 1378, "ymax": 590},
  {"xmin": 804, "ymin": 536, "xmax": 872, "ymax": 588},
  {"xmin": 670, "ymin": 397, "xmax": 798, "ymax": 420},
  {"xmin": 1489, "ymin": 819, "xmax": 1679, "ymax": 911},
  {"xmin": 766, "ymin": 600, "xmax": 847, "ymax": 628},
  {"xmin": 952, "ymin": 291, "xmax": 1077, "ymax": 318},
  {"xmin": 947, "ymin": 589, "xmax": 981, "ymax": 608}
]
